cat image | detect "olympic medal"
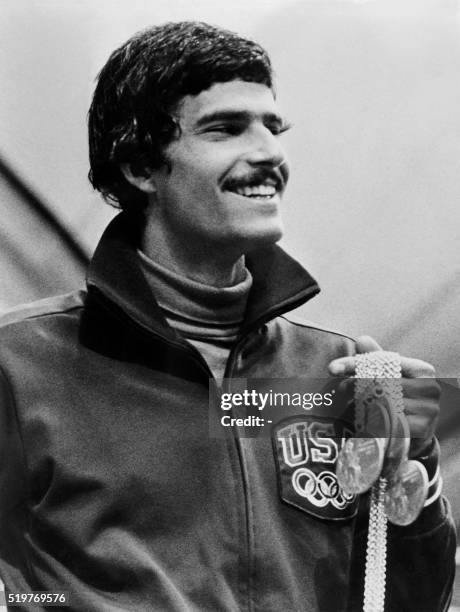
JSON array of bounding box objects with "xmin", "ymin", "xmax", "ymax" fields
[
  {"xmin": 356, "ymin": 384, "xmax": 395, "ymax": 440},
  {"xmin": 336, "ymin": 437, "xmax": 385, "ymax": 495},
  {"xmin": 384, "ymin": 460, "xmax": 429, "ymax": 526},
  {"xmin": 337, "ymin": 384, "xmax": 395, "ymax": 495}
]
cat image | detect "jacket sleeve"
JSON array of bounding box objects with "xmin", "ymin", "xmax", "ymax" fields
[
  {"xmin": 347, "ymin": 486, "xmax": 456, "ymax": 611},
  {"xmin": 385, "ymin": 496, "xmax": 456, "ymax": 612},
  {"xmin": 0, "ymin": 364, "xmax": 34, "ymax": 592}
]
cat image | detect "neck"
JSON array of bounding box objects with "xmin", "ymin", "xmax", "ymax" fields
[{"xmin": 141, "ymin": 216, "xmax": 246, "ymax": 288}]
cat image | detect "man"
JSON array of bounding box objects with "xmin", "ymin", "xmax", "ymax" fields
[{"xmin": 0, "ymin": 21, "xmax": 455, "ymax": 611}]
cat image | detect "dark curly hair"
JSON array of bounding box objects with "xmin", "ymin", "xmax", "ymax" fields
[{"xmin": 87, "ymin": 21, "xmax": 274, "ymax": 213}]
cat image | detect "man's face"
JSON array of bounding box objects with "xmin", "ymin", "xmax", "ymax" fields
[{"xmin": 148, "ymin": 80, "xmax": 290, "ymax": 256}]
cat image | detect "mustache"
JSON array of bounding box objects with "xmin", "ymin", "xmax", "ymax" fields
[{"xmin": 222, "ymin": 165, "xmax": 286, "ymax": 191}]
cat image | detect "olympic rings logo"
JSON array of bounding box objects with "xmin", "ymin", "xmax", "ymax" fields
[{"xmin": 292, "ymin": 468, "xmax": 354, "ymax": 509}]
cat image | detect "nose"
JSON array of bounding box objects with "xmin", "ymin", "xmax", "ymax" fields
[{"xmin": 247, "ymin": 125, "xmax": 287, "ymax": 170}]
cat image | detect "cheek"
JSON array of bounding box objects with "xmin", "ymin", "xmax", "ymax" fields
[
  {"xmin": 170, "ymin": 162, "xmax": 220, "ymax": 201},
  {"xmin": 171, "ymin": 143, "xmax": 229, "ymax": 182}
]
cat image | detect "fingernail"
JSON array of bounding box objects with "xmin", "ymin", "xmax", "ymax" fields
[{"xmin": 329, "ymin": 362, "xmax": 345, "ymax": 375}]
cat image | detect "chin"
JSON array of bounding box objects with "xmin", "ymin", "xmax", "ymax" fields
[{"xmin": 238, "ymin": 223, "xmax": 284, "ymax": 252}]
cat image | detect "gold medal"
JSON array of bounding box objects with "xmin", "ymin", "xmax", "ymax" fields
[
  {"xmin": 336, "ymin": 437, "xmax": 385, "ymax": 495},
  {"xmin": 336, "ymin": 382, "xmax": 395, "ymax": 496},
  {"xmin": 384, "ymin": 460, "xmax": 429, "ymax": 526}
]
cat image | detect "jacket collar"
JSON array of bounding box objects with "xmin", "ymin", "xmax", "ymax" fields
[{"xmin": 86, "ymin": 212, "xmax": 320, "ymax": 340}]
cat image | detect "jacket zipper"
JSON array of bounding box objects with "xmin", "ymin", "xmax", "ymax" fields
[
  {"xmin": 221, "ymin": 285, "xmax": 319, "ymax": 612},
  {"xmin": 91, "ymin": 284, "xmax": 318, "ymax": 612}
]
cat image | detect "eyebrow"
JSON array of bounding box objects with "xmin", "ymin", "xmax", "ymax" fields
[{"xmin": 194, "ymin": 110, "xmax": 287, "ymax": 128}]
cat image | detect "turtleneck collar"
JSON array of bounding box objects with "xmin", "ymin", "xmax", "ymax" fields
[
  {"xmin": 137, "ymin": 248, "xmax": 253, "ymax": 340},
  {"xmin": 86, "ymin": 212, "xmax": 320, "ymax": 342}
]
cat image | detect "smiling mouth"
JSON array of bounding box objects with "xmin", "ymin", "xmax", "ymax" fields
[
  {"xmin": 223, "ymin": 167, "xmax": 285, "ymax": 201},
  {"xmin": 224, "ymin": 179, "xmax": 280, "ymax": 200},
  {"xmin": 230, "ymin": 183, "xmax": 277, "ymax": 200}
]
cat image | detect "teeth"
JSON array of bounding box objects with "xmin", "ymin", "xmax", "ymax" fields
[{"xmin": 233, "ymin": 184, "xmax": 276, "ymax": 197}]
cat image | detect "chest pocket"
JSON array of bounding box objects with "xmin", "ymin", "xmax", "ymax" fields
[{"xmin": 273, "ymin": 417, "xmax": 359, "ymax": 521}]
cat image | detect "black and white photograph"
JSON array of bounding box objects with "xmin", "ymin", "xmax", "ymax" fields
[{"xmin": 1, "ymin": 1, "xmax": 459, "ymax": 610}]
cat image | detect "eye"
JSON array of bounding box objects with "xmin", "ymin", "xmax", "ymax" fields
[
  {"xmin": 267, "ymin": 121, "xmax": 292, "ymax": 136},
  {"xmin": 206, "ymin": 122, "xmax": 246, "ymax": 137}
]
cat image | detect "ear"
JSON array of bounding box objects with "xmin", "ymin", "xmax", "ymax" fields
[{"xmin": 120, "ymin": 163, "xmax": 157, "ymax": 194}]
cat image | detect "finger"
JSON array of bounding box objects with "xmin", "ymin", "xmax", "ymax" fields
[
  {"xmin": 355, "ymin": 335, "xmax": 383, "ymax": 354},
  {"xmin": 400, "ymin": 357, "xmax": 436, "ymax": 378},
  {"xmin": 329, "ymin": 335, "xmax": 383, "ymax": 376},
  {"xmin": 328, "ymin": 357, "xmax": 356, "ymax": 376},
  {"xmin": 401, "ymin": 378, "xmax": 441, "ymax": 401},
  {"xmin": 399, "ymin": 392, "xmax": 439, "ymax": 456},
  {"xmin": 403, "ymin": 397, "xmax": 439, "ymax": 426},
  {"xmin": 405, "ymin": 418, "xmax": 438, "ymax": 457}
]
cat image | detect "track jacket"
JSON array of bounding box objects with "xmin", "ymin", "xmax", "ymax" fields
[{"xmin": 0, "ymin": 213, "xmax": 455, "ymax": 611}]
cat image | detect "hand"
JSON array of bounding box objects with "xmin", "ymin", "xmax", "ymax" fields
[{"xmin": 328, "ymin": 335, "xmax": 440, "ymax": 457}]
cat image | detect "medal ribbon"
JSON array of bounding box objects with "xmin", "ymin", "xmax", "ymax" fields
[{"xmin": 355, "ymin": 351, "xmax": 403, "ymax": 612}]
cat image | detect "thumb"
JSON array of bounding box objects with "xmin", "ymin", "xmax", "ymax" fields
[{"xmin": 355, "ymin": 335, "xmax": 383, "ymax": 354}]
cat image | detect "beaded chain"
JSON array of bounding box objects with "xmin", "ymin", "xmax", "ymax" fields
[
  {"xmin": 363, "ymin": 479, "xmax": 388, "ymax": 612},
  {"xmin": 355, "ymin": 351, "xmax": 405, "ymax": 430},
  {"xmin": 355, "ymin": 351, "xmax": 403, "ymax": 612}
]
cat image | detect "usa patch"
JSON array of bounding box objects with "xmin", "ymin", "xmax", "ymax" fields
[{"xmin": 273, "ymin": 417, "xmax": 358, "ymax": 521}]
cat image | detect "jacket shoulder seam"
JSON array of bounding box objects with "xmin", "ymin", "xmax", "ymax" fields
[
  {"xmin": 280, "ymin": 314, "xmax": 355, "ymax": 342},
  {"xmin": 0, "ymin": 291, "xmax": 85, "ymax": 331}
]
